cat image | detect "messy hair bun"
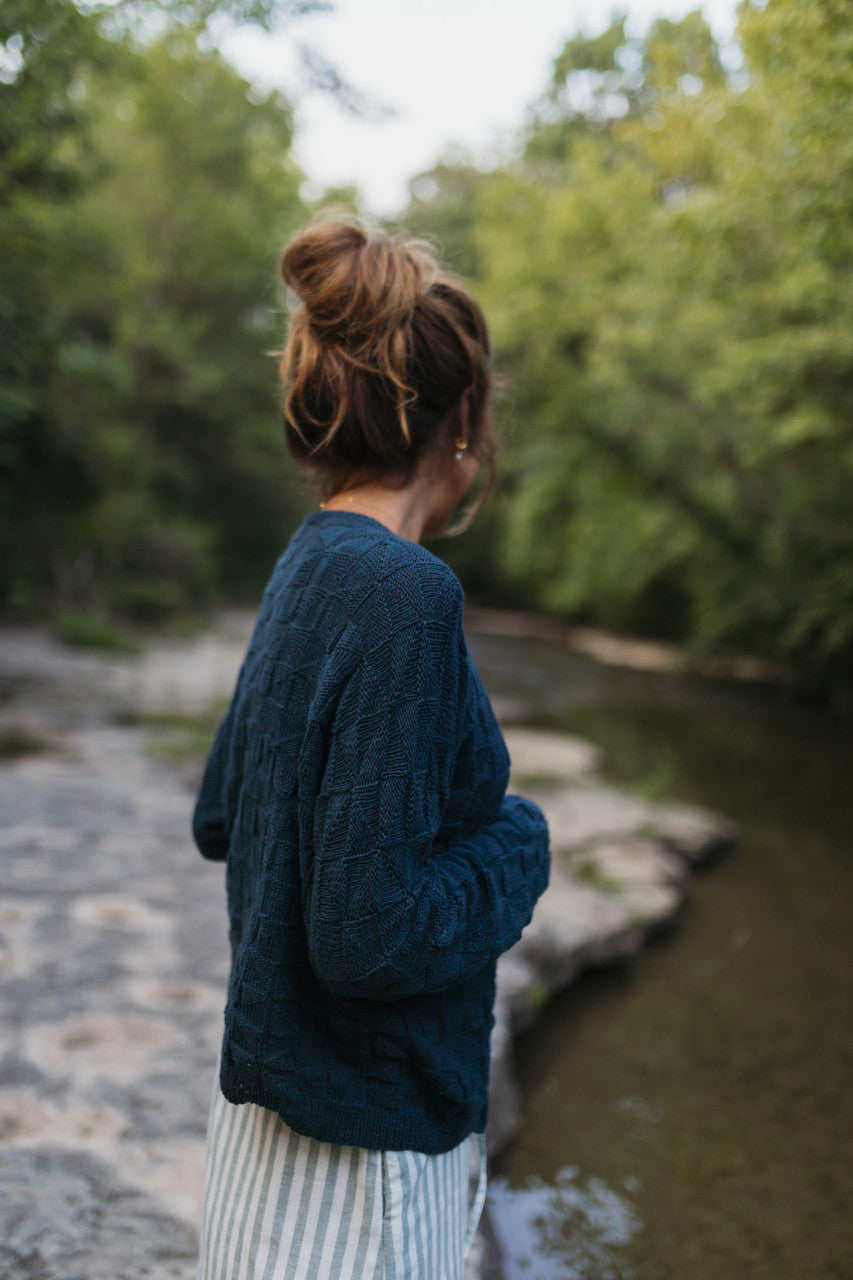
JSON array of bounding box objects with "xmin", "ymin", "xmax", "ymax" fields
[{"xmin": 277, "ymin": 213, "xmax": 494, "ymax": 500}]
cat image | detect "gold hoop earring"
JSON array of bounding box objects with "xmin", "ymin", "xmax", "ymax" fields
[{"xmin": 454, "ymin": 436, "xmax": 468, "ymax": 461}]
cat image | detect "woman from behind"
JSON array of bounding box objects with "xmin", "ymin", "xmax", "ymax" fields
[{"xmin": 192, "ymin": 214, "xmax": 551, "ymax": 1280}]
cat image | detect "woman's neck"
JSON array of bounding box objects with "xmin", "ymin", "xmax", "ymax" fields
[{"xmin": 321, "ymin": 481, "xmax": 433, "ymax": 543}]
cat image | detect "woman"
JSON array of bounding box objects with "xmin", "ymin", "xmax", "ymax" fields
[{"xmin": 192, "ymin": 215, "xmax": 551, "ymax": 1280}]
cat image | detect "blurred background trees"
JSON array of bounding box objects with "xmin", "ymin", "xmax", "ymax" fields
[
  {"xmin": 409, "ymin": 0, "xmax": 853, "ymax": 697},
  {"xmin": 1, "ymin": 0, "xmax": 309, "ymax": 625},
  {"xmin": 2, "ymin": 0, "xmax": 851, "ymax": 696}
]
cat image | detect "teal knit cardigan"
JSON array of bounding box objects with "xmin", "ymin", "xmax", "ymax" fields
[{"xmin": 192, "ymin": 510, "xmax": 550, "ymax": 1154}]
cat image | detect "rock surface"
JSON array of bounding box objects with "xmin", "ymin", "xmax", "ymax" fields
[
  {"xmin": 0, "ymin": 615, "xmax": 736, "ymax": 1280},
  {"xmin": 489, "ymin": 731, "xmax": 737, "ymax": 1170}
]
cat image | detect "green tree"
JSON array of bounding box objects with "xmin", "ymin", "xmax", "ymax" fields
[
  {"xmin": 1, "ymin": 7, "xmax": 308, "ymax": 619},
  {"xmin": 408, "ymin": 1, "xmax": 853, "ymax": 695},
  {"xmin": 401, "ymin": 158, "xmax": 493, "ymax": 280},
  {"xmin": 1, "ymin": 2, "xmax": 109, "ymax": 612}
]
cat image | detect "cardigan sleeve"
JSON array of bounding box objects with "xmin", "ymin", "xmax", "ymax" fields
[
  {"xmin": 303, "ymin": 576, "xmax": 550, "ymax": 1002},
  {"xmin": 192, "ymin": 654, "xmax": 251, "ymax": 862},
  {"xmin": 191, "ymin": 703, "xmax": 235, "ymax": 861}
]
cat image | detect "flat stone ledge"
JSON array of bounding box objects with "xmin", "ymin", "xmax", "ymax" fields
[
  {"xmin": 0, "ymin": 627, "xmax": 737, "ymax": 1280},
  {"xmin": 485, "ymin": 726, "xmax": 736, "ymax": 1155},
  {"xmin": 0, "ymin": 1147, "xmax": 198, "ymax": 1280},
  {"xmin": 503, "ymin": 727, "xmax": 601, "ymax": 786}
]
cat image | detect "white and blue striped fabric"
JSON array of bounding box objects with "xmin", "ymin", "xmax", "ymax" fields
[{"xmin": 196, "ymin": 1076, "xmax": 487, "ymax": 1280}]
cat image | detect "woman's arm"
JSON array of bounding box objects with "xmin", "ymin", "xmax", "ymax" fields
[{"xmin": 302, "ymin": 577, "xmax": 550, "ymax": 1002}]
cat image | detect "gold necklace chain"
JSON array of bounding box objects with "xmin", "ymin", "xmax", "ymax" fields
[{"xmin": 319, "ymin": 492, "xmax": 400, "ymax": 528}]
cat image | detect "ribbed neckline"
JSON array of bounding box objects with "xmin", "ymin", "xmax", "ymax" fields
[{"xmin": 305, "ymin": 506, "xmax": 427, "ymax": 549}]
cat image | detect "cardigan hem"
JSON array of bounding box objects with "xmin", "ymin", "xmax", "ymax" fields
[{"xmin": 218, "ymin": 1060, "xmax": 485, "ymax": 1157}]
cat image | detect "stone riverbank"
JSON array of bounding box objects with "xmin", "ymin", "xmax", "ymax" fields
[{"xmin": 0, "ymin": 612, "xmax": 736, "ymax": 1280}]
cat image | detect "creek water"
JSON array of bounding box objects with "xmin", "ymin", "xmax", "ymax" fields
[{"xmin": 467, "ymin": 629, "xmax": 853, "ymax": 1280}]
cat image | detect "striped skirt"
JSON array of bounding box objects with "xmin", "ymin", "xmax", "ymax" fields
[{"xmin": 196, "ymin": 1075, "xmax": 487, "ymax": 1280}]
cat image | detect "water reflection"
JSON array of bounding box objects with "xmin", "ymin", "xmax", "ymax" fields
[
  {"xmin": 469, "ymin": 625, "xmax": 853, "ymax": 1279},
  {"xmin": 489, "ymin": 1166, "xmax": 642, "ymax": 1279}
]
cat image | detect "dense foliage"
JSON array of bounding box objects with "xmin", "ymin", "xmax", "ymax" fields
[
  {"xmin": 2, "ymin": 0, "xmax": 851, "ymax": 695},
  {"xmin": 407, "ymin": 0, "xmax": 853, "ymax": 695},
  {"xmin": 1, "ymin": 0, "xmax": 308, "ymax": 622}
]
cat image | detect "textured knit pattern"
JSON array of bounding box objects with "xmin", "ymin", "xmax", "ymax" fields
[
  {"xmin": 196, "ymin": 1075, "xmax": 487, "ymax": 1280},
  {"xmin": 192, "ymin": 509, "xmax": 551, "ymax": 1154}
]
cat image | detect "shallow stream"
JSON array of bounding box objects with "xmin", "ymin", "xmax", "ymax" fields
[{"xmin": 468, "ymin": 630, "xmax": 853, "ymax": 1280}]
